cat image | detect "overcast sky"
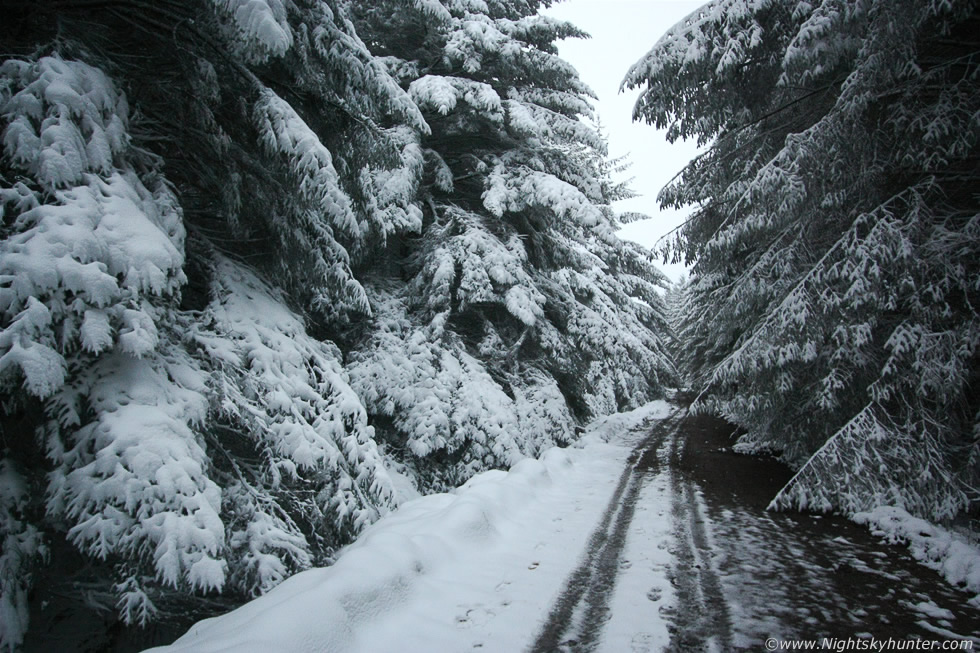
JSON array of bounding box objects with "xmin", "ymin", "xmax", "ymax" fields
[{"xmin": 542, "ymin": 0, "xmax": 704, "ymax": 282}]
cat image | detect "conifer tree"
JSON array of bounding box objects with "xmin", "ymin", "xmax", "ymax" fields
[
  {"xmin": 626, "ymin": 0, "xmax": 980, "ymax": 520},
  {"xmin": 347, "ymin": 0, "xmax": 675, "ymax": 487},
  {"xmin": 2, "ymin": 1, "xmax": 676, "ymax": 648},
  {"xmin": 0, "ymin": 0, "xmax": 417, "ymax": 646}
]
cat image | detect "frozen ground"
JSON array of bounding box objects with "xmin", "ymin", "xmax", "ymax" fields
[{"xmin": 149, "ymin": 402, "xmax": 980, "ymax": 653}]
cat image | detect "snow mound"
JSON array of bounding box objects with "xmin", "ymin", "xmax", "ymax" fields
[
  {"xmin": 853, "ymin": 506, "xmax": 980, "ymax": 605},
  {"xmin": 580, "ymin": 399, "xmax": 672, "ymax": 445},
  {"xmin": 147, "ymin": 447, "xmax": 579, "ymax": 653}
]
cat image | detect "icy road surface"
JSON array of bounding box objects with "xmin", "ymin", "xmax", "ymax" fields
[{"xmin": 151, "ymin": 402, "xmax": 980, "ymax": 652}]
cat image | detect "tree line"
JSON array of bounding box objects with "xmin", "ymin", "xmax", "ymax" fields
[
  {"xmin": 628, "ymin": 0, "xmax": 978, "ymax": 522},
  {"xmin": 0, "ymin": 0, "xmax": 674, "ymax": 648}
]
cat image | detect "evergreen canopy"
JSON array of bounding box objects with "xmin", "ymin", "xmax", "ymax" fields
[
  {"xmin": 0, "ymin": 0, "xmax": 674, "ymax": 648},
  {"xmin": 626, "ymin": 0, "xmax": 979, "ymax": 521}
]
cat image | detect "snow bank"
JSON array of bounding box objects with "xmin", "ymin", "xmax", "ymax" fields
[
  {"xmin": 853, "ymin": 506, "xmax": 980, "ymax": 605},
  {"xmin": 579, "ymin": 399, "xmax": 672, "ymax": 445},
  {"xmin": 144, "ymin": 401, "xmax": 674, "ymax": 653},
  {"xmin": 147, "ymin": 445, "xmax": 588, "ymax": 653}
]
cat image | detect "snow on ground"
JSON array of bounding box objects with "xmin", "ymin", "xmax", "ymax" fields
[
  {"xmin": 598, "ymin": 467, "xmax": 675, "ymax": 652},
  {"xmin": 853, "ymin": 506, "xmax": 980, "ymax": 606},
  {"xmin": 148, "ymin": 402, "xmax": 673, "ymax": 653},
  {"xmin": 583, "ymin": 400, "xmax": 673, "ymax": 445},
  {"xmin": 146, "ymin": 399, "xmax": 980, "ymax": 653}
]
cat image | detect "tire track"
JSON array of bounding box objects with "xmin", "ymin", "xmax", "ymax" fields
[
  {"xmin": 528, "ymin": 411, "xmax": 684, "ymax": 653},
  {"xmin": 663, "ymin": 419, "xmax": 734, "ymax": 652}
]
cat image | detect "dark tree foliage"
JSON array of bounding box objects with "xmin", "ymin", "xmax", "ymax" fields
[
  {"xmin": 0, "ymin": 0, "xmax": 674, "ymax": 647},
  {"xmin": 626, "ymin": 0, "xmax": 980, "ymax": 521}
]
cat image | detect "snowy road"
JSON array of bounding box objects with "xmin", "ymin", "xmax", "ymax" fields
[
  {"xmin": 153, "ymin": 403, "xmax": 980, "ymax": 653},
  {"xmin": 669, "ymin": 413, "xmax": 980, "ymax": 649},
  {"xmin": 531, "ymin": 410, "xmax": 980, "ymax": 652},
  {"xmin": 529, "ymin": 411, "xmax": 686, "ymax": 652},
  {"xmin": 525, "ymin": 409, "xmax": 980, "ymax": 651}
]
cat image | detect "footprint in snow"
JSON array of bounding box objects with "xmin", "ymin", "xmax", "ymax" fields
[
  {"xmin": 528, "ymin": 561, "xmax": 540, "ymax": 570},
  {"xmin": 456, "ymin": 606, "xmax": 495, "ymax": 628},
  {"xmin": 646, "ymin": 587, "xmax": 663, "ymax": 601},
  {"xmin": 630, "ymin": 632, "xmax": 654, "ymax": 652}
]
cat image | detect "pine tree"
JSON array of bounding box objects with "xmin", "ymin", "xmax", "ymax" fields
[
  {"xmin": 0, "ymin": 0, "xmax": 418, "ymax": 646},
  {"xmin": 2, "ymin": 1, "xmax": 676, "ymax": 648},
  {"xmin": 347, "ymin": 0, "xmax": 676, "ymax": 488},
  {"xmin": 626, "ymin": 0, "xmax": 980, "ymax": 520}
]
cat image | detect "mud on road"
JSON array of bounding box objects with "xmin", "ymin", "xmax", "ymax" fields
[{"xmin": 531, "ymin": 407, "xmax": 980, "ymax": 651}]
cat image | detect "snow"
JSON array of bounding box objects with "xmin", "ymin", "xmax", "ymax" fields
[
  {"xmin": 852, "ymin": 506, "xmax": 980, "ymax": 605},
  {"xmin": 359, "ymin": 126, "xmax": 424, "ymax": 241},
  {"xmin": 598, "ymin": 470, "xmax": 675, "ymax": 653},
  {"xmin": 0, "ymin": 460, "xmax": 45, "ymax": 650},
  {"xmin": 626, "ymin": 0, "xmax": 980, "ymax": 525},
  {"xmin": 254, "ymin": 88, "xmax": 356, "ymax": 237},
  {"xmin": 0, "ymin": 337, "xmax": 65, "ymax": 399},
  {"xmin": 52, "ymin": 351, "xmax": 226, "ymax": 595},
  {"xmin": 148, "ymin": 401, "xmax": 672, "ymax": 653},
  {"xmin": 408, "ymin": 211, "xmax": 545, "ymax": 324},
  {"xmin": 411, "ymin": 0, "xmax": 452, "ymax": 23},
  {"xmin": 0, "ymin": 56, "xmax": 186, "ymax": 399},
  {"xmin": 408, "ymin": 75, "xmax": 503, "ymax": 120},
  {"xmin": 917, "ymin": 620, "xmax": 980, "ymax": 646},
  {"xmin": 909, "ymin": 600, "xmax": 955, "ymax": 621},
  {"xmin": 348, "ymin": 286, "xmax": 580, "ymax": 485},
  {"xmin": 386, "ymin": 466, "xmax": 422, "ymax": 505},
  {"xmin": 584, "ymin": 401, "xmax": 675, "ymax": 443},
  {"xmin": 625, "ymin": 0, "xmax": 770, "ymax": 86},
  {"xmin": 213, "ymin": 0, "xmax": 294, "ymax": 62},
  {"xmin": 482, "ymin": 159, "xmax": 604, "ymax": 227},
  {"xmin": 193, "ymin": 256, "xmax": 395, "ymax": 537}
]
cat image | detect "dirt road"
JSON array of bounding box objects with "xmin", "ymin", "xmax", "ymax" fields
[
  {"xmin": 529, "ymin": 412, "xmax": 686, "ymax": 652},
  {"xmin": 530, "ymin": 407, "xmax": 980, "ymax": 651}
]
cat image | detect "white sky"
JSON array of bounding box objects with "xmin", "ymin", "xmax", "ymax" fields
[{"xmin": 542, "ymin": 0, "xmax": 705, "ymax": 282}]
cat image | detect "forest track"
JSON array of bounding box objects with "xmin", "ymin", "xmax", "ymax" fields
[
  {"xmin": 530, "ymin": 406, "xmax": 980, "ymax": 652},
  {"xmin": 661, "ymin": 421, "xmax": 734, "ymax": 651},
  {"xmin": 528, "ymin": 411, "xmax": 685, "ymax": 653},
  {"xmin": 673, "ymin": 410, "xmax": 980, "ymax": 648}
]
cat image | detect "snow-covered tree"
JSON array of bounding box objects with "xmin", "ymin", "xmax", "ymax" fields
[
  {"xmin": 347, "ymin": 0, "xmax": 676, "ymax": 486},
  {"xmin": 0, "ymin": 57, "xmax": 207, "ymax": 645},
  {"xmin": 626, "ymin": 0, "xmax": 980, "ymax": 520},
  {"xmin": 1, "ymin": 0, "xmax": 675, "ymax": 647},
  {"xmin": 0, "ymin": 1, "xmax": 413, "ymax": 647},
  {"xmin": 662, "ymin": 276, "xmax": 695, "ymax": 389}
]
